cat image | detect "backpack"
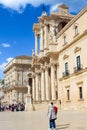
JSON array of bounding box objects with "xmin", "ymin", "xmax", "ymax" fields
[{"xmin": 54, "ymin": 106, "xmax": 58, "ymax": 114}]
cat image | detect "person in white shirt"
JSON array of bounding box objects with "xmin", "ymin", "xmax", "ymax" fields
[{"xmin": 47, "ymin": 102, "xmax": 57, "ymax": 130}]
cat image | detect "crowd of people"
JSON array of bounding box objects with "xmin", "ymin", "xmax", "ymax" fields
[{"xmin": 0, "ymin": 102, "xmax": 25, "ymax": 112}]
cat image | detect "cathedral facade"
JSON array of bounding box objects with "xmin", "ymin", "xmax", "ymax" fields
[{"xmin": 32, "ymin": 4, "xmax": 87, "ymax": 110}]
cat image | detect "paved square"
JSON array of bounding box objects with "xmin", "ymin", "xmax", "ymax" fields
[{"xmin": 0, "ymin": 110, "xmax": 87, "ymax": 130}]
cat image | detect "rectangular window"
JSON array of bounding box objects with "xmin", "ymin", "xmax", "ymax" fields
[
  {"xmin": 65, "ymin": 62, "xmax": 68, "ymax": 74},
  {"xmin": 79, "ymin": 87, "xmax": 83, "ymax": 99},
  {"xmin": 76, "ymin": 56, "xmax": 81, "ymax": 70},
  {"xmin": 75, "ymin": 26, "xmax": 78, "ymax": 35},
  {"xmin": 64, "ymin": 35, "xmax": 67, "ymax": 44},
  {"xmin": 67, "ymin": 89, "xmax": 70, "ymax": 100}
]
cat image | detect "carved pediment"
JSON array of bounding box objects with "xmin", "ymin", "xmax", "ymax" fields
[
  {"xmin": 63, "ymin": 54, "xmax": 69, "ymax": 60},
  {"xmin": 74, "ymin": 47, "xmax": 81, "ymax": 53},
  {"xmin": 76, "ymin": 81, "xmax": 83, "ymax": 85}
]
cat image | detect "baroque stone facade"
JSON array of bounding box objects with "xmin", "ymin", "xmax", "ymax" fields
[
  {"xmin": 32, "ymin": 4, "xmax": 87, "ymax": 110},
  {"xmin": 3, "ymin": 55, "xmax": 32, "ymax": 104}
]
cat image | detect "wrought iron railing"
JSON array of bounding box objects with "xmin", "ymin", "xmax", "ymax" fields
[
  {"xmin": 63, "ymin": 70, "xmax": 69, "ymax": 77},
  {"xmin": 73, "ymin": 64, "xmax": 83, "ymax": 73}
]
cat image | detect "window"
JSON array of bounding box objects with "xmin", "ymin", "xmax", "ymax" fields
[
  {"xmin": 65, "ymin": 62, "xmax": 68, "ymax": 74},
  {"xmin": 75, "ymin": 25, "xmax": 78, "ymax": 35},
  {"xmin": 76, "ymin": 56, "xmax": 81, "ymax": 70},
  {"xmin": 79, "ymin": 87, "xmax": 83, "ymax": 99},
  {"xmin": 67, "ymin": 89, "xmax": 70, "ymax": 100},
  {"xmin": 64, "ymin": 35, "xmax": 67, "ymax": 44}
]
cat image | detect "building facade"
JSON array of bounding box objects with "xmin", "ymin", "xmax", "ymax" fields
[
  {"xmin": 32, "ymin": 4, "xmax": 87, "ymax": 110},
  {"xmin": 3, "ymin": 55, "xmax": 32, "ymax": 104}
]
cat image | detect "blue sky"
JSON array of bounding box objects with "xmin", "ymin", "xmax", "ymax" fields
[{"xmin": 0, "ymin": 0, "xmax": 87, "ymax": 79}]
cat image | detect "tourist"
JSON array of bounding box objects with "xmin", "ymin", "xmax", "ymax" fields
[{"xmin": 47, "ymin": 102, "xmax": 57, "ymax": 130}]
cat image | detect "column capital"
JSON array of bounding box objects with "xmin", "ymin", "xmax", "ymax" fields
[
  {"xmin": 35, "ymin": 31, "xmax": 40, "ymax": 37},
  {"xmin": 35, "ymin": 72, "xmax": 39, "ymax": 76},
  {"xmin": 32, "ymin": 73, "xmax": 36, "ymax": 78},
  {"xmin": 45, "ymin": 65, "xmax": 49, "ymax": 70},
  {"xmin": 40, "ymin": 23, "xmax": 44, "ymax": 28},
  {"xmin": 41, "ymin": 67, "xmax": 45, "ymax": 71},
  {"xmin": 50, "ymin": 62, "xmax": 55, "ymax": 66}
]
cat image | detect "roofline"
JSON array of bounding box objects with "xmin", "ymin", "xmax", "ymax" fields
[{"xmin": 57, "ymin": 6, "xmax": 87, "ymax": 38}]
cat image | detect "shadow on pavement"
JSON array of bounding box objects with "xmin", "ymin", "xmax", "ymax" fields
[{"xmin": 56, "ymin": 124, "xmax": 70, "ymax": 129}]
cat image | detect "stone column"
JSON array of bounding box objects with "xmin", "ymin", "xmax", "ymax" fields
[
  {"xmin": 40, "ymin": 27, "xmax": 44, "ymax": 51},
  {"xmin": 35, "ymin": 34, "xmax": 38, "ymax": 55},
  {"xmin": 41, "ymin": 67, "xmax": 45, "ymax": 101},
  {"xmin": 32, "ymin": 76, "xmax": 35, "ymax": 101},
  {"xmin": 51, "ymin": 63, "xmax": 56, "ymax": 100},
  {"xmin": 44, "ymin": 25, "xmax": 48, "ymax": 49},
  {"xmin": 38, "ymin": 74, "xmax": 41, "ymax": 101},
  {"xmin": 44, "ymin": 25, "xmax": 49, "ymax": 55},
  {"xmin": 45, "ymin": 66, "xmax": 50, "ymax": 100},
  {"xmin": 35, "ymin": 73, "xmax": 39, "ymax": 101}
]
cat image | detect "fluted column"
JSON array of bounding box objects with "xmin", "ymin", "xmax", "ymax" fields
[
  {"xmin": 51, "ymin": 63, "xmax": 56, "ymax": 100},
  {"xmin": 35, "ymin": 34, "xmax": 38, "ymax": 55},
  {"xmin": 45, "ymin": 66, "xmax": 50, "ymax": 100},
  {"xmin": 41, "ymin": 67, "xmax": 45, "ymax": 101},
  {"xmin": 36, "ymin": 73, "xmax": 39, "ymax": 101}
]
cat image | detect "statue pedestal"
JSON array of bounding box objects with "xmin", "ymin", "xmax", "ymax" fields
[{"xmin": 25, "ymin": 94, "xmax": 34, "ymax": 111}]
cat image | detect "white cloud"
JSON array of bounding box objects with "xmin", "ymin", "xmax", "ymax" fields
[
  {"xmin": 0, "ymin": 0, "xmax": 87, "ymax": 13},
  {"xmin": 0, "ymin": 0, "xmax": 45, "ymax": 13},
  {"xmin": 1, "ymin": 43, "xmax": 10, "ymax": 48},
  {"xmin": 6, "ymin": 57, "xmax": 13, "ymax": 63},
  {"xmin": 0, "ymin": 62, "xmax": 7, "ymax": 70},
  {"xmin": 50, "ymin": 4, "xmax": 59, "ymax": 13},
  {"xmin": 0, "ymin": 57, "xmax": 13, "ymax": 72}
]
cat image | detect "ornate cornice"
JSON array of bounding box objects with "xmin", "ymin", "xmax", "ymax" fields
[
  {"xmin": 39, "ymin": 56, "xmax": 50, "ymax": 63},
  {"xmin": 46, "ymin": 52, "xmax": 59, "ymax": 60},
  {"xmin": 33, "ymin": 23, "xmax": 40, "ymax": 32}
]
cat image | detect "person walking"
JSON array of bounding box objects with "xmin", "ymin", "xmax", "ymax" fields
[{"xmin": 47, "ymin": 102, "xmax": 57, "ymax": 130}]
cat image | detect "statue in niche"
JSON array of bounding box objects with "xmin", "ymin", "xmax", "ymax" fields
[{"xmin": 49, "ymin": 25, "xmax": 58, "ymax": 42}]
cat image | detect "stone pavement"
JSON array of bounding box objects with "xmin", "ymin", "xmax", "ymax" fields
[{"xmin": 0, "ymin": 109, "xmax": 87, "ymax": 130}]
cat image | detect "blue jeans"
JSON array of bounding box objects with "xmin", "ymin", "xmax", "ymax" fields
[{"xmin": 49, "ymin": 119, "xmax": 56, "ymax": 129}]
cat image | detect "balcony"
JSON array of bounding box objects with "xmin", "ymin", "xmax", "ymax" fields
[
  {"xmin": 74, "ymin": 65, "xmax": 83, "ymax": 73},
  {"xmin": 63, "ymin": 70, "xmax": 70, "ymax": 77}
]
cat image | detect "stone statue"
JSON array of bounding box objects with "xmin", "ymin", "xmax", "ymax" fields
[
  {"xmin": 49, "ymin": 25, "xmax": 57, "ymax": 42},
  {"xmin": 32, "ymin": 50, "xmax": 35, "ymax": 56},
  {"xmin": 27, "ymin": 85, "xmax": 31, "ymax": 95}
]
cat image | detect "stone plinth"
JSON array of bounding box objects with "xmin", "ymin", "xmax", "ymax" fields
[{"xmin": 25, "ymin": 94, "xmax": 34, "ymax": 111}]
